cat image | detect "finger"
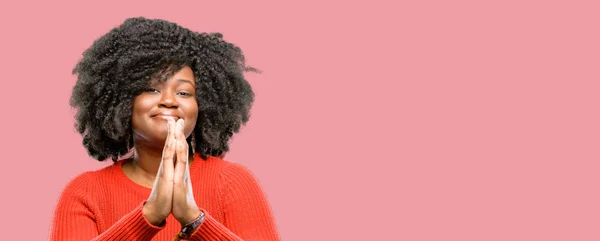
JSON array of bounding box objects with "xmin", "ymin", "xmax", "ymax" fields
[
  {"xmin": 173, "ymin": 119, "xmax": 188, "ymax": 184},
  {"xmin": 184, "ymin": 159, "xmax": 196, "ymax": 205},
  {"xmin": 162, "ymin": 117, "xmax": 176, "ymax": 182}
]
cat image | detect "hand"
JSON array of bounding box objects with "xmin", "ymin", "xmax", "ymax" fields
[
  {"xmin": 143, "ymin": 118, "xmax": 201, "ymax": 226},
  {"xmin": 171, "ymin": 119, "xmax": 201, "ymax": 225},
  {"xmin": 143, "ymin": 118, "xmax": 177, "ymax": 226}
]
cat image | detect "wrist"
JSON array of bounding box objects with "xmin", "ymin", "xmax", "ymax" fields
[
  {"xmin": 143, "ymin": 203, "xmax": 166, "ymax": 226},
  {"xmin": 175, "ymin": 209, "xmax": 205, "ymax": 240},
  {"xmin": 179, "ymin": 208, "xmax": 202, "ymax": 226}
]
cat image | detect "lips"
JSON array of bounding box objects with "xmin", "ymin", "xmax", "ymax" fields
[{"xmin": 152, "ymin": 112, "xmax": 181, "ymax": 120}]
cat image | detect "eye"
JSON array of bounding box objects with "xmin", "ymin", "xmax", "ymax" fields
[
  {"xmin": 178, "ymin": 92, "xmax": 194, "ymax": 97},
  {"xmin": 144, "ymin": 88, "xmax": 160, "ymax": 93}
]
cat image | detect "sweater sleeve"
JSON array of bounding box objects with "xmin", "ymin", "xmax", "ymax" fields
[
  {"xmin": 49, "ymin": 172, "xmax": 164, "ymax": 241},
  {"xmin": 189, "ymin": 163, "xmax": 280, "ymax": 241}
]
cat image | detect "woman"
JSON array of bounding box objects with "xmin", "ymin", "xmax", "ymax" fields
[{"xmin": 50, "ymin": 17, "xmax": 280, "ymax": 240}]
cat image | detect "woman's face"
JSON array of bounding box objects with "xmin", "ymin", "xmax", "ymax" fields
[{"xmin": 131, "ymin": 66, "xmax": 199, "ymax": 147}]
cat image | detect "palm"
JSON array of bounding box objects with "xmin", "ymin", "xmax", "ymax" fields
[
  {"xmin": 171, "ymin": 119, "xmax": 200, "ymax": 225},
  {"xmin": 143, "ymin": 118, "xmax": 200, "ymax": 226}
]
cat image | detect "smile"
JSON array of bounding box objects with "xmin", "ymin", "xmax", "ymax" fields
[{"xmin": 153, "ymin": 114, "xmax": 181, "ymax": 121}]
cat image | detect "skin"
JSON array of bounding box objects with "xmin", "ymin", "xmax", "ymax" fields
[{"xmin": 121, "ymin": 66, "xmax": 201, "ymax": 226}]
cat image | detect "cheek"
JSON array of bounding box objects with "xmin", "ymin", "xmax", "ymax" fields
[
  {"xmin": 185, "ymin": 103, "xmax": 199, "ymax": 134},
  {"xmin": 131, "ymin": 96, "xmax": 153, "ymax": 126},
  {"xmin": 184, "ymin": 98, "xmax": 199, "ymax": 117},
  {"xmin": 133, "ymin": 95, "xmax": 156, "ymax": 112}
]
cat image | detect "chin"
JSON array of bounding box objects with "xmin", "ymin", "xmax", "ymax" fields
[{"xmin": 145, "ymin": 127, "xmax": 169, "ymax": 145}]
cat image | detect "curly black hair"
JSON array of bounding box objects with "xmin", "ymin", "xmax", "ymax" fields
[{"xmin": 70, "ymin": 17, "xmax": 257, "ymax": 162}]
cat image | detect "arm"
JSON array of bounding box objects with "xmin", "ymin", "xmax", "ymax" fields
[
  {"xmin": 49, "ymin": 173, "xmax": 163, "ymax": 241},
  {"xmin": 189, "ymin": 163, "xmax": 280, "ymax": 241}
]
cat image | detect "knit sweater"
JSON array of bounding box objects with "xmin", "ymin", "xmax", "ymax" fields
[{"xmin": 50, "ymin": 153, "xmax": 280, "ymax": 240}]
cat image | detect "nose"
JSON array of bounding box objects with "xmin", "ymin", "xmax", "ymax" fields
[{"xmin": 158, "ymin": 90, "xmax": 178, "ymax": 108}]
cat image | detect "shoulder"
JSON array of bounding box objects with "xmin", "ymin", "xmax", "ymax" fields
[
  {"xmin": 193, "ymin": 154, "xmax": 254, "ymax": 177},
  {"xmin": 214, "ymin": 157, "xmax": 265, "ymax": 190},
  {"xmin": 204, "ymin": 155, "xmax": 256, "ymax": 179},
  {"xmin": 58, "ymin": 163, "xmax": 120, "ymax": 199},
  {"xmin": 210, "ymin": 157, "xmax": 273, "ymax": 208},
  {"xmin": 54, "ymin": 171, "xmax": 98, "ymax": 212},
  {"xmin": 222, "ymin": 161, "xmax": 256, "ymax": 179},
  {"xmin": 60, "ymin": 171, "xmax": 94, "ymax": 195}
]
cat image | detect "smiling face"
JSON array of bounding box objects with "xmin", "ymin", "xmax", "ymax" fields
[{"xmin": 131, "ymin": 66, "xmax": 199, "ymax": 148}]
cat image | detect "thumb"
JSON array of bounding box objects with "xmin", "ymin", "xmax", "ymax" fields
[{"xmin": 185, "ymin": 161, "xmax": 196, "ymax": 206}]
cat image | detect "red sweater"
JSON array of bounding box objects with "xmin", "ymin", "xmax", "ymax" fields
[{"xmin": 50, "ymin": 154, "xmax": 280, "ymax": 240}]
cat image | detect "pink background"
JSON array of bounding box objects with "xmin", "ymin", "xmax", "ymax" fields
[{"xmin": 0, "ymin": 0, "xmax": 599, "ymax": 240}]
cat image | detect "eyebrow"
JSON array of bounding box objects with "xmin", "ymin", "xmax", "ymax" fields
[{"xmin": 177, "ymin": 78, "xmax": 195, "ymax": 86}]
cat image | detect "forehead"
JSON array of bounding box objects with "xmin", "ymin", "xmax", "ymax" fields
[{"xmin": 150, "ymin": 65, "xmax": 195, "ymax": 86}]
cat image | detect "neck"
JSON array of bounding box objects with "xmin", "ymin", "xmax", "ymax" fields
[
  {"xmin": 132, "ymin": 148, "xmax": 163, "ymax": 178},
  {"xmin": 123, "ymin": 137, "xmax": 167, "ymax": 188}
]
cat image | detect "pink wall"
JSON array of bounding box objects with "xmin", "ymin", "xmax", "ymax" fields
[{"xmin": 0, "ymin": 0, "xmax": 599, "ymax": 240}]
